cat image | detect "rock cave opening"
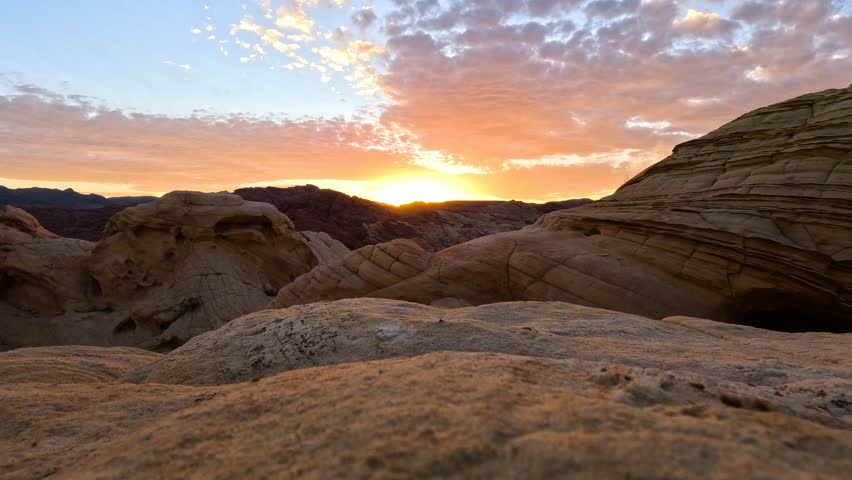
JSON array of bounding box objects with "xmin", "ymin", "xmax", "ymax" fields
[{"xmin": 733, "ymin": 290, "xmax": 851, "ymax": 333}]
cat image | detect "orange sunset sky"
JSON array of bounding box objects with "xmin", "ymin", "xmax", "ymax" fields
[{"xmin": 1, "ymin": 0, "xmax": 851, "ymax": 204}]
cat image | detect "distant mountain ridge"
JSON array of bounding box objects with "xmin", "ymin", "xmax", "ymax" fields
[
  {"xmin": 235, "ymin": 185, "xmax": 592, "ymax": 251},
  {"xmin": 0, "ymin": 186, "xmax": 157, "ymax": 241},
  {"xmin": 0, "ymin": 186, "xmax": 156, "ymax": 209},
  {"xmin": 3, "ymin": 184, "xmax": 591, "ymax": 250}
]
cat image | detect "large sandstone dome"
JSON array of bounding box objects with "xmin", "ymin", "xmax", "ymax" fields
[
  {"xmin": 274, "ymin": 86, "xmax": 852, "ymax": 332},
  {"xmin": 0, "ymin": 192, "xmax": 348, "ymax": 350}
]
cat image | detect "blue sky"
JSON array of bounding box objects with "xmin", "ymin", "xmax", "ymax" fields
[{"xmin": 1, "ymin": 0, "xmax": 391, "ymax": 118}]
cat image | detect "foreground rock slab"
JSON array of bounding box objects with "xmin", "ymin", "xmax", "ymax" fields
[
  {"xmin": 1, "ymin": 352, "xmax": 850, "ymax": 479},
  {"xmin": 128, "ymin": 299, "xmax": 852, "ymax": 428},
  {"xmin": 2, "ymin": 299, "xmax": 851, "ymax": 478}
]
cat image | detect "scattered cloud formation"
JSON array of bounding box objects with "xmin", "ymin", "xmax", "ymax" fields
[
  {"xmin": 377, "ymin": 0, "xmax": 851, "ymax": 177},
  {"xmin": 2, "ymin": 0, "xmax": 851, "ymax": 202}
]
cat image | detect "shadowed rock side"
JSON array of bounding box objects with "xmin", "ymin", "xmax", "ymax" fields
[
  {"xmin": 23, "ymin": 205, "xmax": 132, "ymax": 242},
  {"xmin": 2, "ymin": 299, "xmax": 851, "ymax": 479},
  {"xmin": 275, "ymin": 86, "xmax": 852, "ymax": 332},
  {"xmin": 0, "ymin": 192, "xmax": 349, "ymax": 351},
  {"xmin": 236, "ymin": 185, "xmax": 592, "ymax": 251}
]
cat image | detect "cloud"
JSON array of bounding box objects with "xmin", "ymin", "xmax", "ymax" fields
[
  {"xmin": 5, "ymin": 0, "xmax": 852, "ymax": 203},
  {"xmin": 375, "ymin": 0, "xmax": 851, "ymax": 176},
  {"xmin": 672, "ymin": 9, "xmax": 740, "ymax": 38},
  {"xmin": 162, "ymin": 61, "xmax": 192, "ymax": 71},
  {"xmin": 0, "ymin": 88, "xmax": 407, "ymax": 194},
  {"xmin": 0, "ymin": 85, "xmax": 633, "ymax": 201},
  {"xmin": 351, "ymin": 7, "xmax": 377, "ymax": 30},
  {"xmin": 313, "ymin": 40, "xmax": 385, "ymax": 67},
  {"xmin": 275, "ymin": 6, "xmax": 315, "ymax": 33}
]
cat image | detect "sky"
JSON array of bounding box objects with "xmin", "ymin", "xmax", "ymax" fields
[{"xmin": 1, "ymin": 0, "xmax": 850, "ymax": 205}]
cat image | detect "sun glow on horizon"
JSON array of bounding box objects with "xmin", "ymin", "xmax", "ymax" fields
[
  {"xmin": 240, "ymin": 174, "xmax": 495, "ymax": 206},
  {"xmin": 370, "ymin": 178, "xmax": 482, "ymax": 206}
]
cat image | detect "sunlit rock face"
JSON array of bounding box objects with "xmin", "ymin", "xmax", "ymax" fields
[
  {"xmin": 275, "ymin": 86, "xmax": 852, "ymax": 332},
  {"xmin": 4, "ymin": 299, "xmax": 851, "ymax": 479},
  {"xmin": 0, "ymin": 192, "xmax": 349, "ymax": 351}
]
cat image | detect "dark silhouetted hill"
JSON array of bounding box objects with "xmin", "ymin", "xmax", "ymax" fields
[
  {"xmin": 0, "ymin": 186, "xmax": 155, "ymax": 241},
  {"xmin": 235, "ymin": 185, "xmax": 591, "ymax": 251}
]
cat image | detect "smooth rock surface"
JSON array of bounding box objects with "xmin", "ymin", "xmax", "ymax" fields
[
  {"xmin": 0, "ymin": 346, "xmax": 161, "ymax": 384},
  {"xmin": 1, "ymin": 297, "xmax": 851, "ymax": 480},
  {"xmin": 0, "ymin": 192, "xmax": 348, "ymax": 350},
  {"xmin": 275, "ymin": 86, "xmax": 852, "ymax": 332},
  {"xmin": 127, "ymin": 299, "xmax": 852, "ymax": 429}
]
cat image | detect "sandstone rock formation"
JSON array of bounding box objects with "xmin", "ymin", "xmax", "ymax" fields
[
  {"xmin": 0, "ymin": 192, "xmax": 349, "ymax": 350},
  {"xmin": 275, "ymin": 86, "xmax": 852, "ymax": 332},
  {"xmin": 126, "ymin": 299, "xmax": 852, "ymax": 429},
  {"xmin": 0, "ymin": 206, "xmax": 95, "ymax": 323},
  {"xmin": 2, "ymin": 299, "xmax": 851, "ymax": 479},
  {"xmin": 275, "ymin": 238, "xmax": 431, "ymax": 307},
  {"xmin": 0, "ymin": 346, "xmax": 161, "ymax": 384},
  {"xmin": 236, "ymin": 185, "xmax": 591, "ymax": 251}
]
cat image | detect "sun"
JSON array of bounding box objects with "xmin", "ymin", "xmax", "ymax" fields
[{"xmin": 371, "ymin": 177, "xmax": 478, "ymax": 206}]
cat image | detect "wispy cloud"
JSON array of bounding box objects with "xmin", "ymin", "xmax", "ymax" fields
[{"xmin": 162, "ymin": 60, "xmax": 192, "ymax": 72}]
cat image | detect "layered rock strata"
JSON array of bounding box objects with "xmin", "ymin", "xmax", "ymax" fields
[
  {"xmin": 275, "ymin": 87, "xmax": 852, "ymax": 332},
  {"xmin": 0, "ymin": 192, "xmax": 348, "ymax": 350}
]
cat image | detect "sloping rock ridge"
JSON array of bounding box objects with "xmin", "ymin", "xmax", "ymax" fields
[
  {"xmin": 0, "ymin": 192, "xmax": 348, "ymax": 351},
  {"xmin": 2, "ymin": 299, "xmax": 851, "ymax": 479},
  {"xmin": 275, "ymin": 86, "xmax": 852, "ymax": 332}
]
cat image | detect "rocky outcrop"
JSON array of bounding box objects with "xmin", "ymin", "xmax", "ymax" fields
[
  {"xmin": 275, "ymin": 239, "xmax": 431, "ymax": 307},
  {"xmin": 0, "ymin": 346, "xmax": 161, "ymax": 384},
  {"xmin": 274, "ymin": 86, "xmax": 852, "ymax": 332},
  {"xmin": 236, "ymin": 185, "xmax": 591, "ymax": 251},
  {"xmin": 298, "ymin": 231, "xmax": 351, "ymax": 265},
  {"xmin": 0, "ymin": 192, "xmax": 348, "ymax": 351},
  {"xmin": 127, "ymin": 300, "xmax": 852, "ymax": 427},
  {"xmin": 3, "ymin": 299, "xmax": 851, "ymax": 479},
  {"xmin": 0, "ymin": 206, "xmax": 95, "ymax": 320}
]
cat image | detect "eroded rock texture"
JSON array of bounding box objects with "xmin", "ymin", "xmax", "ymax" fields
[
  {"xmin": 275, "ymin": 87, "xmax": 852, "ymax": 332},
  {"xmin": 0, "ymin": 346, "xmax": 161, "ymax": 384},
  {"xmin": 0, "ymin": 192, "xmax": 348, "ymax": 350},
  {"xmin": 2, "ymin": 299, "xmax": 851, "ymax": 479}
]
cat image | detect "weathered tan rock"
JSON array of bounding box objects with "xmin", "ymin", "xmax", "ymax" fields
[
  {"xmin": 0, "ymin": 206, "xmax": 58, "ymax": 241},
  {"xmin": 0, "ymin": 346, "xmax": 161, "ymax": 384},
  {"xmin": 275, "ymin": 239, "xmax": 430, "ymax": 306},
  {"xmin": 0, "ymin": 192, "xmax": 348, "ymax": 350},
  {"xmin": 298, "ymin": 231, "xmax": 352, "ymax": 265},
  {"xmin": 0, "ymin": 207, "xmax": 95, "ymax": 321},
  {"xmin": 2, "ymin": 297, "xmax": 851, "ymax": 479},
  {"xmin": 275, "ymin": 86, "xmax": 852, "ymax": 331},
  {"xmin": 127, "ymin": 299, "xmax": 852, "ymax": 428}
]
